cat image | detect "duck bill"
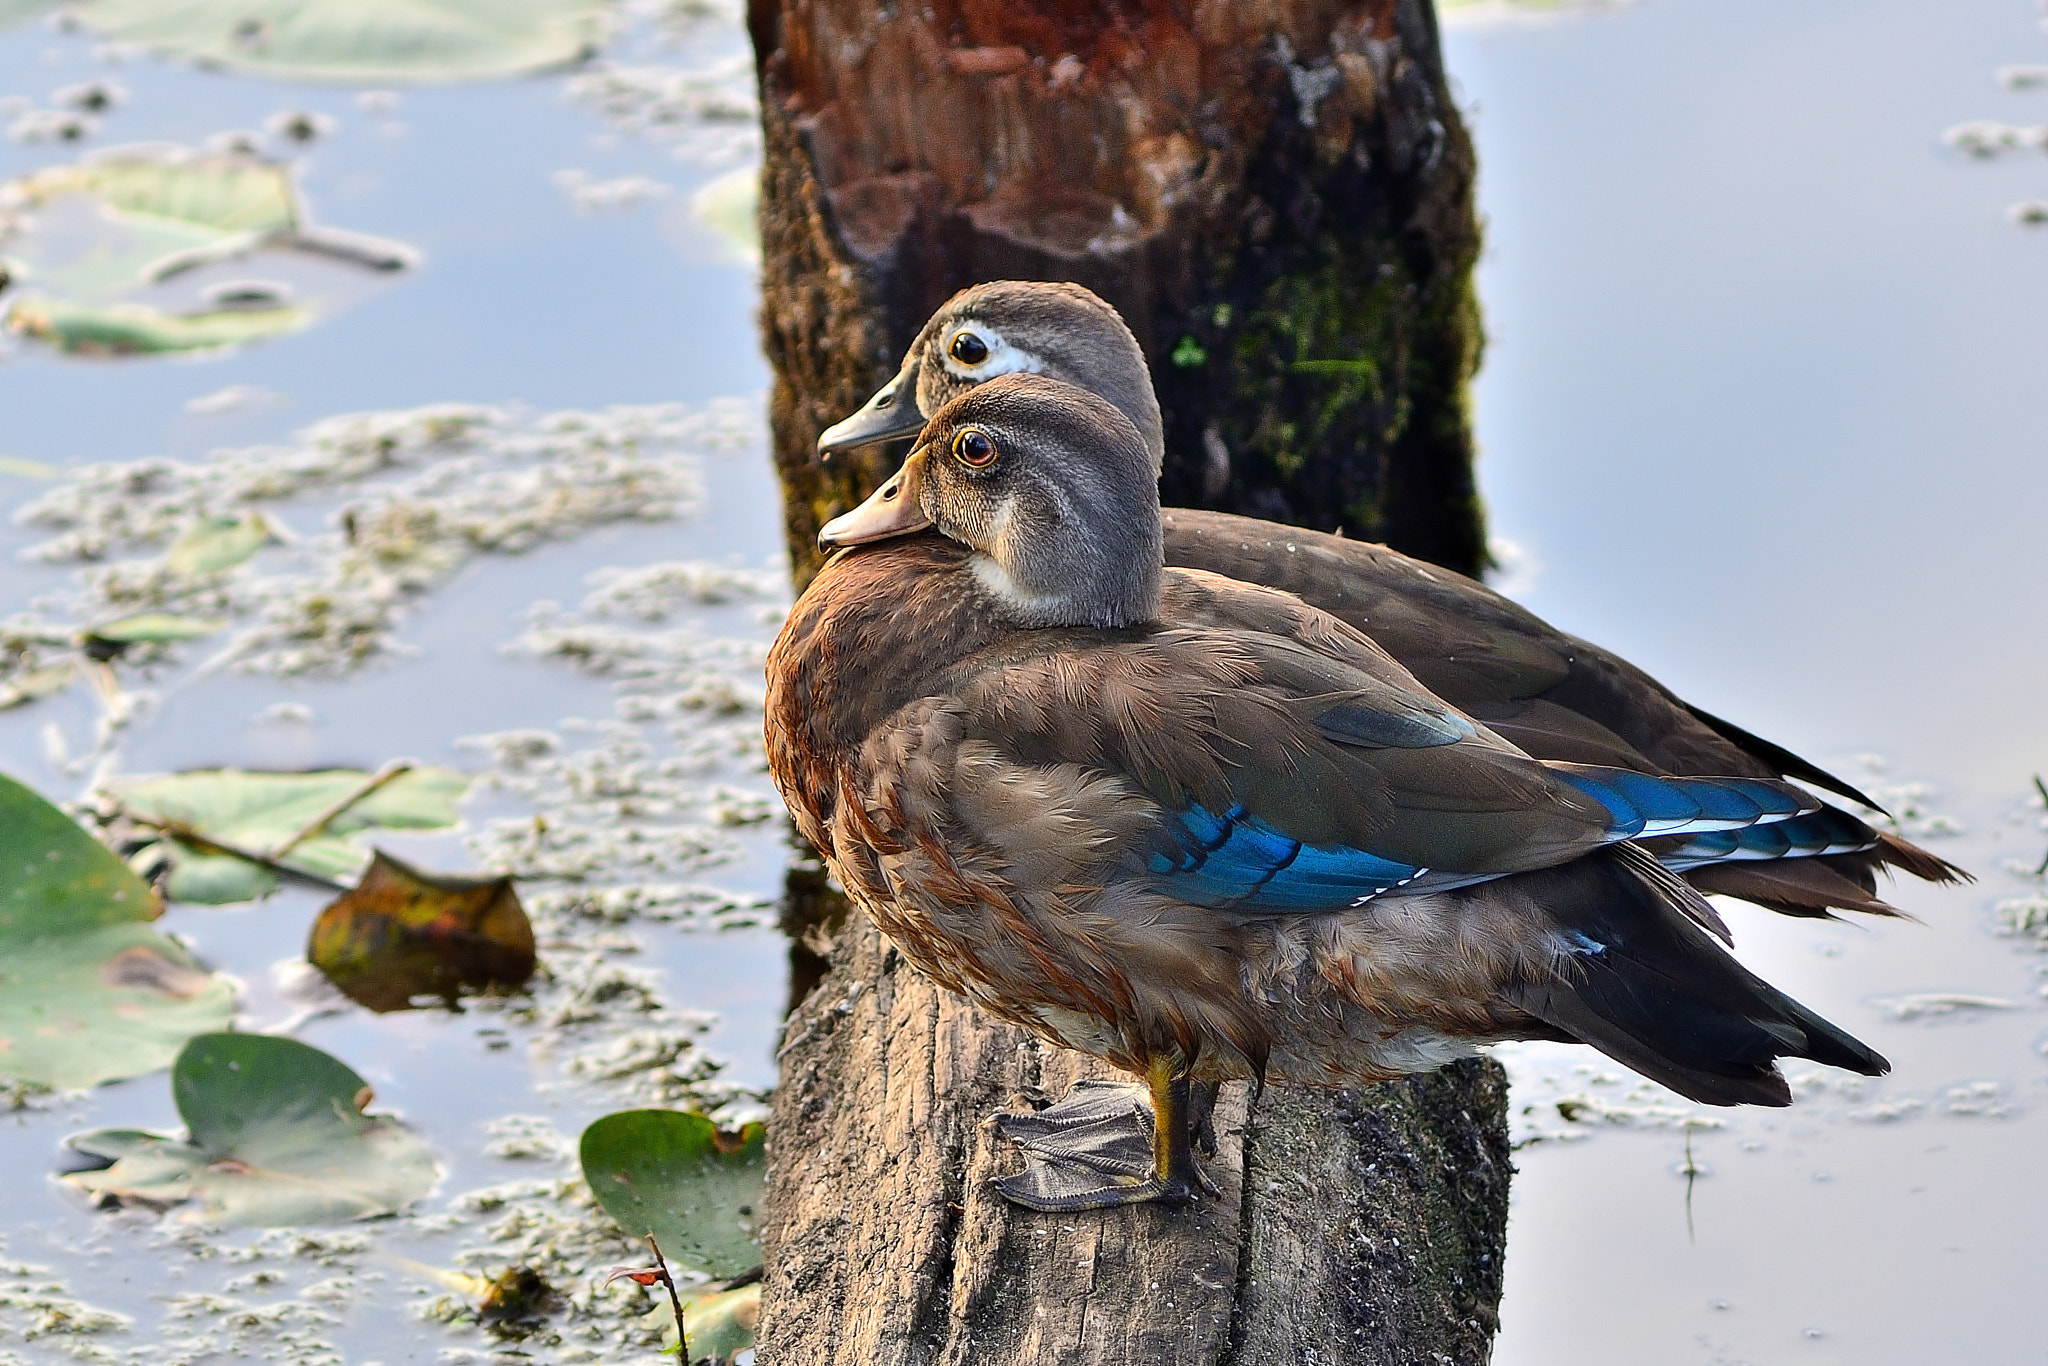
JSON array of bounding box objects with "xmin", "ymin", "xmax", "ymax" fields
[
  {"xmin": 817, "ymin": 449, "xmax": 933, "ymax": 550},
  {"xmin": 817, "ymin": 357, "xmax": 926, "ymax": 457}
]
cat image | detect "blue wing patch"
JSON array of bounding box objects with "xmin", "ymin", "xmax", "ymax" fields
[
  {"xmin": 1651, "ymin": 807, "xmax": 1877, "ymax": 871},
  {"xmin": 1550, "ymin": 766, "xmax": 1816, "ymax": 839},
  {"xmin": 1147, "ymin": 803, "xmax": 1425, "ymax": 911}
]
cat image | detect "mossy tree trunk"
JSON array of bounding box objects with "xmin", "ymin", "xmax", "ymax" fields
[{"xmin": 749, "ymin": 1, "xmax": 1507, "ymax": 1361}]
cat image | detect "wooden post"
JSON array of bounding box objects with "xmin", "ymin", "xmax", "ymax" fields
[{"xmin": 749, "ymin": 1, "xmax": 1508, "ymax": 1359}]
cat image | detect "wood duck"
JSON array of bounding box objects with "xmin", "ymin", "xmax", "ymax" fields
[
  {"xmin": 817, "ymin": 281, "xmax": 1965, "ymax": 921},
  {"xmin": 768, "ymin": 374, "xmax": 1891, "ymax": 1213}
]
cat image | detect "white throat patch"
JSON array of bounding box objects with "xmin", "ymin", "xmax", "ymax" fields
[
  {"xmin": 970, "ymin": 553, "xmax": 1071, "ymax": 620},
  {"xmin": 940, "ymin": 320, "xmax": 1047, "ymax": 382}
]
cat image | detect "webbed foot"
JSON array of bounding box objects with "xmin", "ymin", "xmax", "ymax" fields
[{"xmin": 989, "ymin": 1073, "xmax": 1220, "ymax": 1212}]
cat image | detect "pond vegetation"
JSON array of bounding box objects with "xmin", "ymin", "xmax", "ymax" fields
[{"xmin": 0, "ymin": 0, "xmax": 2043, "ymax": 1362}]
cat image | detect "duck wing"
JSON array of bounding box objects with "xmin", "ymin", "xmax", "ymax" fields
[
  {"xmin": 1160, "ymin": 509, "xmax": 1967, "ymax": 905},
  {"xmin": 937, "ymin": 597, "xmax": 1814, "ymax": 918}
]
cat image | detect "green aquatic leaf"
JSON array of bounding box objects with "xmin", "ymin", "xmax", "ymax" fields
[
  {"xmin": 0, "ymin": 147, "xmax": 417, "ymax": 359},
  {"xmin": 165, "ymin": 513, "xmax": 277, "ymax": 575},
  {"xmin": 77, "ymin": 0, "xmax": 610, "ymax": 84},
  {"xmin": 7, "ymin": 296, "xmax": 311, "ymax": 356},
  {"xmin": 84, "ymin": 612, "xmax": 228, "ymax": 645},
  {"xmin": 64, "ymin": 1032, "xmax": 439, "ymax": 1225},
  {"xmin": 682, "ymin": 1283, "xmax": 759, "ymax": 1363},
  {"xmin": 0, "ymin": 771, "xmax": 234, "ymax": 1089},
  {"xmin": 11, "ymin": 151, "xmax": 301, "ymax": 236},
  {"xmin": 580, "ymin": 1110, "xmax": 767, "ymax": 1279},
  {"xmin": 0, "ymin": 455, "xmax": 61, "ymax": 480},
  {"xmin": 111, "ymin": 765, "xmax": 471, "ymax": 903},
  {"xmin": 0, "ymin": 0, "xmax": 60, "ymax": 32},
  {"xmin": 0, "ymin": 662, "xmax": 77, "ymax": 710},
  {"xmin": 146, "ymin": 840, "xmax": 278, "ymax": 905},
  {"xmin": 690, "ymin": 167, "xmax": 758, "ymax": 266},
  {"xmin": 308, "ymin": 850, "xmax": 534, "ymax": 1012}
]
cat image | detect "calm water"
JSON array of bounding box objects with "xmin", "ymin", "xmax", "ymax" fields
[
  {"xmin": 1449, "ymin": 0, "xmax": 2048, "ymax": 1361},
  {"xmin": 0, "ymin": 1, "xmax": 2042, "ymax": 1363}
]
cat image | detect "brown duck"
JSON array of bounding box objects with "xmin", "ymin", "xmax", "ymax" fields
[
  {"xmin": 818, "ymin": 281, "xmax": 1964, "ymax": 921},
  {"xmin": 768, "ymin": 374, "xmax": 1891, "ymax": 1212}
]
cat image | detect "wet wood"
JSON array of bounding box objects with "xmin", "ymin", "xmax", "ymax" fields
[
  {"xmin": 757, "ymin": 917, "xmax": 1507, "ymax": 1366},
  {"xmin": 750, "ymin": 0, "xmax": 1509, "ymax": 1360}
]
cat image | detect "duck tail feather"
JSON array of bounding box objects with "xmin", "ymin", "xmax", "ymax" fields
[
  {"xmin": 1505, "ymin": 844, "xmax": 1889, "ymax": 1107},
  {"xmin": 1679, "ymin": 703, "xmax": 1885, "ymax": 812},
  {"xmin": 1684, "ymin": 858, "xmax": 1915, "ymax": 922},
  {"xmin": 1872, "ymin": 831, "xmax": 1972, "ymax": 886}
]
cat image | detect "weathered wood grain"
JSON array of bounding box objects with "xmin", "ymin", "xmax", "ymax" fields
[{"xmin": 756, "ymin": 917, "xmax": 1508, "ymax": 1365}]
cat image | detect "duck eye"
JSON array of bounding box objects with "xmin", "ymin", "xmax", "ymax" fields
[
  {"xmin": 952, "ymin": 428, "xmax": 997, "ymax": 469},
  {"xmin": 948, "ymin": 331, "xmax": 990, "ymax": 366}
]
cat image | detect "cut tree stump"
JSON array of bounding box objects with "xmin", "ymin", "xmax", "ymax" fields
[
  {"xmin": 750, "ymin": 0, "xmax": 1510, "ymax": 1360},
  {"xmin": 759, "ymin": 917, "xmax": 1509, "ymax": 1365}
]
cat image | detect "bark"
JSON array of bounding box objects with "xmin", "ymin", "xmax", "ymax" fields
[
  {"xmin": 757, "ymin": 917, "xmax": 1508, "ymax": 1366},
  {"xmin": 750, "ymin": 0, "xmax": 1487, "ymax": 589},
  {"xmin": 750, "ymin": 1, "xmax": 1508, "ymax": 1360}
]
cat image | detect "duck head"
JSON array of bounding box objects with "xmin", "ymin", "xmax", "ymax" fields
[
  {"xmin": 818, "ymin": 373, "xmax": 1163, "ymax": 629},
  {"xmin": 817, "ymin": 281, "xmax": 1165, "ymax": 477}
]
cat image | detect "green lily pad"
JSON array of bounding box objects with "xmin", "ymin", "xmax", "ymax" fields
[
  {"xmin": 0, "ymin": 771, "xmax": 234, "ymax": 1089},
  {"xmin": 77, "ymin": 0, "xmax": 610, "ymax": 84},
  {"xmin": 682, "ymin": 1283, "xmax": 759, "ymax": 1363},
  {"xmin": 84, "ymin": 612, "xmax": 229, "ymax": 645},
  {"xmin": 0, "ymin": 454, "xmax": 61, "ymax": 480},
  {"xmin": 165, "ymin": 513, "xmax": 277, "ymax": 575},
  {"xmin": 580, "ymin": 1110, "xmax": 767, "ymax": 1279},
  {"xmin": 64, "ymin": 1032, "xmax": 439, "ymax": 1225},
  {"xmin": 7, "ymin": 296, "xmax": 311, "ymax": 356},
  {"xmin": 111, "ymin": 766, "xmax": 470, "ymax": 904},
  {"xmin": 0, "ymin": 0, "xmax": 60, "ymax": 32},
  {"xmin": 690, "ymin": 167, "xmax": 758, "ymax": 266},
  {"xmin": 0, "ymin": 146, "xmax": 415, "ymax": 358},
  {"xmin": 308, "ymin": 850, "xmax": 534, "ymax": 1012},
  {"xmin": 0, "ymin": 662, "xmax": 77, "ymax": 710}
]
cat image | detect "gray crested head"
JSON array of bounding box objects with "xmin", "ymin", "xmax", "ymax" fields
[{"xmin": 817, "ymin": 281, "xmax": 1166, "ymax": 479}]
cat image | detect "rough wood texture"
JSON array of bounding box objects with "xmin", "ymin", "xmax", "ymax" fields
[
  {"xmin": 758, "ymin": 917, "xmax": 1508, "ymax": 1366},
  {"xmin": 751, "ymin": 0, "xmax": 1487, "ymax": 587},
  {"xmin": 750, "ymin": 1, "xmax": 1510, "ymax": 1359}
]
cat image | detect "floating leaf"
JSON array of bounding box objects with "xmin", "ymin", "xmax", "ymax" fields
[
  {"xmin": 64, "ymin": 1032, "xmax": 438, "ymax": 1225},
  {"xmin": 84, "ymin": 612, "xmax": 228, "ymax": 646},
  {"xmin": 142, "ymin": 840, "xmax": 278, "ymax": 906},
  {"xmin": 690, "ymin": 167, "xmax": 759, "ymax": 266},
  {"xmin": 77, "ymin": 0, "xmax": 610, "ymax": 84},
  {"xmin": 0, "ymin": 146, "xmax": 414, "ymax": 359},
  {"xmin": 111, "ymin": 766, "xmax": 470, "ymax": 903},
  {"xmin": 580, "ymin": 1110, "xmax": 767, "ymax": 1279},
  {"xmin": 0, "ymin": 454, "xmax": 61, "ymax": 480},
  {"xmin": 682, "ymin": 1283, "xmax": 759, "ymax": 1363},
  {"xmin": 0, "ymin": 662, "xmax": 77, "ymax": 710},
  {"xmin": 308, "ymin": 850, "xmax": 534, "ymax": 1011},
  {"xmin": 0, "ymin": 771, "xmax": 234, "ymax": 1089},
  {"xmin": 165, "ymin": 513, "xmax": 278, "ymax": 575},
  {"xmin": 7, "ymin": 296, "xmax": 311, "ymax": 356},
  {"xmin": 0, "ymin": 0, "xmax": 60, "ymax": 32}
]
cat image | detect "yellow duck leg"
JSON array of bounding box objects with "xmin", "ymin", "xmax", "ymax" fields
[{"xmin": 992, "ymin": 1058, "xmax": 1222, "ymax": 1212}]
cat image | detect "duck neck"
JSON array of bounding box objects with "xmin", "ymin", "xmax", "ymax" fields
[{"xmin": 975, "ymin": 512, "xmax": 1162, "ymax": 629}]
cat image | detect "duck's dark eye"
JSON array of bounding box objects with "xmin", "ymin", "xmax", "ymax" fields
[
  {"xmin": 949, "ymin": 331, "xmax": 990, "ymax": 366},
  {"xmin": 952, "ymin": 428, "xmax": 997, "ymax": 469}
]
